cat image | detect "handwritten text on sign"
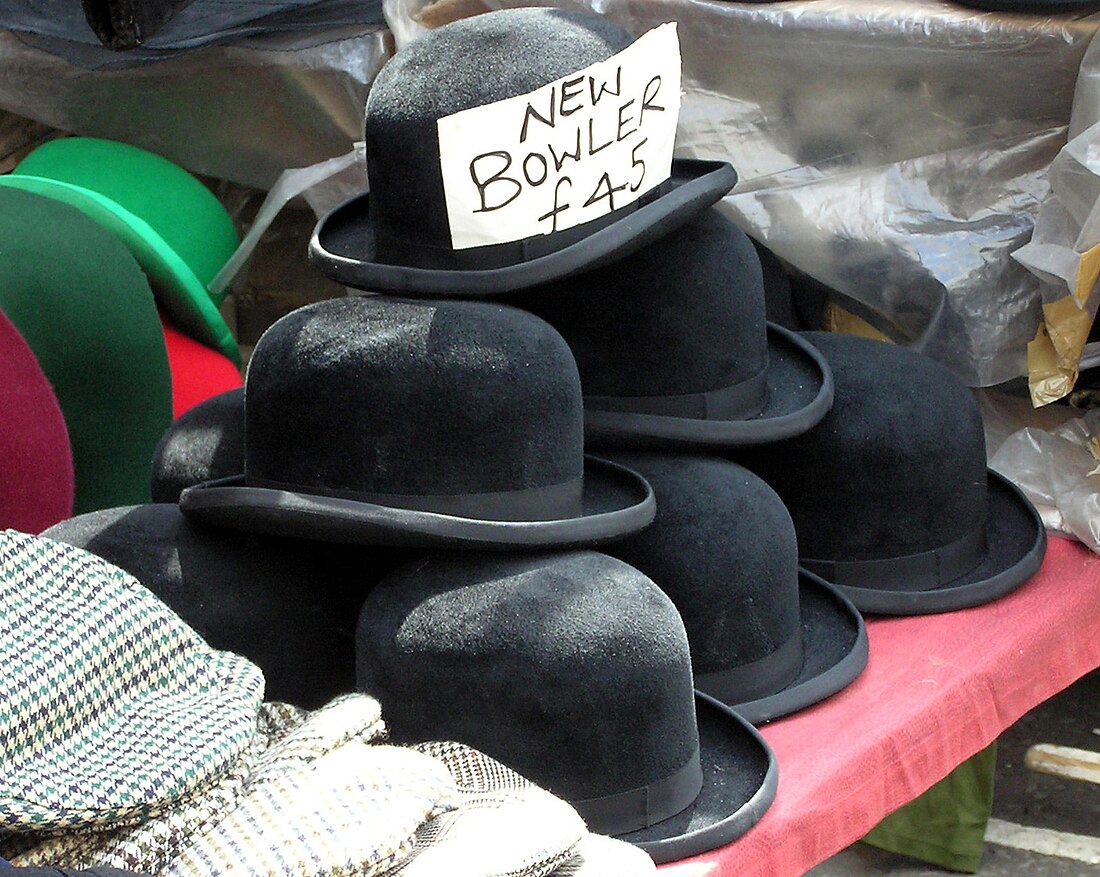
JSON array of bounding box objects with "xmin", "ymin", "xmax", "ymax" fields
[{"xmin": 436, "ymin": 23, "xmax": 681, "ymax": 251}]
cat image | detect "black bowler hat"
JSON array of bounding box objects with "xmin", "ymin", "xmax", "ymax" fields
[
  {"xmin": 604, "ymin": 452, "xmax": 867, "ymax": 724},
  {"xmin": 507, "ymin": 208, "xmax": 833, "ymax": 449},
  {"xmin": 42, "ymin": 504, "xmax": 404, "ymax": 708},
  {"xmin": 151, "ymin": 388, "xmax": 244, "ymax": 503},
  {"xmin": 308, "ymin": 8, "xmax": 736, "ymax": 297},
  {"xmin": 735, "ymin": 332, "xmax": 1046, "ymax": 615},
  {"xmin": 180, "ymin": 297, "xmax": 654, "ymax": 548},
  {"xmin": 356, "ymin": 550, "xmax": 777, "ymax": 863}
]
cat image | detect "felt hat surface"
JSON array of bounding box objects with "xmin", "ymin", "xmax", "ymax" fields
[
  {"xmin": 0, "ymin": 529, "xmax": 264, "ymax": 833},
  {"xmin": 152, "ymin": 388, "xmax": 244, "ymax": 503},
  {"xmin": 0, "ymin": 187, "xmax": 173, "ymax": 515},
  {"xmin": 160, "ymin": 315, "xmax": 243, "ymax": 420},
  {"xmin": 42, "ymin": 504, "xmax": 403, "ymax": 708},
  {"xmin": 181, "ymin": 296, "xmax": 655, "ymax": 548},
  {"xmin": 2, "ymin": 139, "xmax": 240, "ymax": 364},
  {"xmin": 309, "ymin": 8, "xmax": 736, "ymax": 297},
  {"xmin": 507, "ymin": 208, "xmax": 833, "ymax": 449},
  {"xmin": 950, "ymin": 0, "xmax": 1100, "ymax": 11},
  {"xmin": 0, "ymin": 310, "xmax": 74, "ymax": 534},
  {"xmin": 356, "ymin": 550, "xmax": 777, "ymax": 863},
  {"xmin": 603, "ymin": 452, "xmax": 867, "ymax": 723},
  {"xmin": 735, "ymin": 332, "xmax": 1047, "ymax": 615}
]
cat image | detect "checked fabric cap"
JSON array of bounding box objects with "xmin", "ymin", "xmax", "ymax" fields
[
  {"xmin": 392, "ymin": 743, "xmax": 653, "ymax": 877},
  {"xmin": 550, "ymin": 837, "xmax": 655, "ymax": 876},
  {"xmin": 163, "ymin": 696, "xmax": 450, "ymax": 877},
  {"xmin": 164, "ymin": 744, "xmax": 451, "ymax": 877},
  {"xmin": 392, "ymin": 741, "xmax": 584, "ymax": 877},
  {"xmin": 0, "ymin": 531, "xmax": 265, "ymax": 834},
  {"xmin": 4, "ymin": 697, "xmax": 389, "ymax": 873}
]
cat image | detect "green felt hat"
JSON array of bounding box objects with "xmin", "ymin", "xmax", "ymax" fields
[
  {"xmin": 0, "ymin": 187, "xmax": 173, "ymax": 515},
  {"xmin": 7, "ymin": 137, "xmax": 240, "ymax": 365}
]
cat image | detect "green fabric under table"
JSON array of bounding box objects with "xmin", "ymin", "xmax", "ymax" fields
[
  {"xmin": 861, "ymin": 743, "xmax": 997, "ymax": 873},
  {"xmin": 0, "ymin": 187, "xmax": 172, "ymax": 514}
]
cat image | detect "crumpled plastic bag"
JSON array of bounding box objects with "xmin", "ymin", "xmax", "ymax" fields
[
  {"xmin": 982, "ymin": 389, "xmax": 1100, "ymax": 553},
  {"xmin": 1014, "ymin": 29, "xmax": 1100, "ymax": 406}
]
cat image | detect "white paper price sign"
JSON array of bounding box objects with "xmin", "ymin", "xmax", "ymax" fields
[{"xmin": 436, "ymin": 22, "xmax": 682, "ymax": 251}]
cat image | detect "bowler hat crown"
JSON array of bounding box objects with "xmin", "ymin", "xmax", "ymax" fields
[
  {"xmin": 356, "ymin": 549, "xmax": 778, "ymax": 861},
  {"xmin": 604, "ymin": 454, "xmax": 800, "ymax": 682},
  {"xmin": 511, "ymin": 209, "xmax": 766, "ymax": 399},
  {"xmin": 507, "ymin": 208, "xmax": 832, "ymax": 447},
  {"xmin": 245, "ymin": 297, "xmax": 582, "ymax": 510},
  {"xmin": 151, "ymin": 388, "xmax": 244, "ymax": 503},
  {"xmin": 738, "ymin": 333, "xmax": 985, "ymax": 565},
  {"xmin": 364, "ymin": 8, "xmax": 631, "ymax": 268},
  {"xmin": 603, "ymin": 452, "xmax": 867, "ymax": 721},
  {"xmin": 357, "ymin": 551, "xmax": 700, "ymax": 827},
  {"xmin": 734, "ymin": 332, "xmax": 1046, "ymax": 614}
]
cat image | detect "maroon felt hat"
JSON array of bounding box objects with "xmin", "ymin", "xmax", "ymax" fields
[{"xmin": 0, "ymin": 308, "xmax": 74, "ymax": 532}]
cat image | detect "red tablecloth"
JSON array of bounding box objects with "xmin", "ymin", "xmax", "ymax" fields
[{"xmin": 665, "ymin": 535, "xmax": 1100, "ymax": 877}]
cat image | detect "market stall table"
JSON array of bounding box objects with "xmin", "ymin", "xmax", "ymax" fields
[{"xmin": 663, "ymin": 534, "xmax": 1100, "ymax": 876}]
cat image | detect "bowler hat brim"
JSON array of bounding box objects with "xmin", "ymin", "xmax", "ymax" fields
[
  {"xmin": 718, "ymin": 571, "xmax": 868, "ymax": 725},
  {"xmin": 179, "ymin": 455, "xmax": 654, "ymax": 550},
  {"xmin": 824, "ymin": 470, "xmax": 1046, "ymax": 615},
  {"xmin": 308, "ymin": 159, "xmax": 736, "ymax": 297},
  {"xmin": 620, "ymin": 693, "xmax": 777, "ymax": 864},
  {"xmin": 585, "ymin": 324, "xmax": 833, "ymax": 450}
]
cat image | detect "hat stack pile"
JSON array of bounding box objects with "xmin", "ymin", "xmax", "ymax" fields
[
  {"xmin": 179, "ymin": 9, "xmax": 787, "ymax": 862},
  {"xmin": 48, "ymin": 4, "xmax": 1049, "ymax": 866}
]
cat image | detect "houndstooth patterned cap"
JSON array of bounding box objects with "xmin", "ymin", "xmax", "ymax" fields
[{"xmin": 0, "ymin": 531, "xmax": 265, "ymax": 833}]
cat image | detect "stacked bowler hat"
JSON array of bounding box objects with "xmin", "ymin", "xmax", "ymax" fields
[
  {"xmin": 309, "ymin": 7, "xmax": 736, "ymax": 295},
  {"xmin": 163, "ymin": 9, "xmax": 790, "ymax": 863},
  {"xmin": 507, "ymin": 208, "xmax": 833, "ymax": 448},
  {"xmin": 179, "ymin": 296, "xmax": 655, "ymax": 549},
  {"xmin": 735, "ymin": 332, "xmax": 1046, "ymax": 615},
  {"xmin": 356, "ymin": 550, "xmax": 777, "ymax": 864},
  {"xmin": 602, "ymin": 452, "xmax": 867, "ymax": 724}
]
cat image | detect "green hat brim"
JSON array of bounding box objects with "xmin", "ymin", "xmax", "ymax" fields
[
  {"xmin": 15, "ymin": 137, "xmax": 239, "ymax": 297},
  {"xmin": 0, "ymin": 175, "xmax": 240, "ymax": 366}
]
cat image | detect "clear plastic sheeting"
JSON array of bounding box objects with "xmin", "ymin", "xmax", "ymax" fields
[
  {"xmin": 414, "ymin": 0, "xmax": 1100, "ymax": 385},
  {"xmin": 0, "ymin": 24, "xmax": 390, "ymax": 189},
  {"xmin": 983, "ymin": 389, "xmax": 1100, "ymax": 553},
  {"xmin": 1015, "ymin": 32, "xmax": 1100, "ymax": 405}
]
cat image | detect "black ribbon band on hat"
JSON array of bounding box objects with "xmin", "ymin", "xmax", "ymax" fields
[
  {"xmin": 573, "ymin": 747, "xmax": 703, "ymax": 836},
  {"xmin": 801, "ymin": 526, "xmax": 987, "ymax": 592},
  {"xmin": 695, "ymin": 626, "xmax": 804, "ymax": 705},
  {"xmin": 584, "ymin": 368, "xmax": 769, "ymax": 421},
  {"xmin": 374, "ymin": 180, "xmax": 672, "ymax": 271},
  {"xmin": 247, "ymin": 475, "xmax": 585, "ymax": 522}
]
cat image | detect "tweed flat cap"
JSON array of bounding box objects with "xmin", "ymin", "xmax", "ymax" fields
[{"xmin": 0, "ymin": 531, "xmax": 264, "ymax": 834}]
